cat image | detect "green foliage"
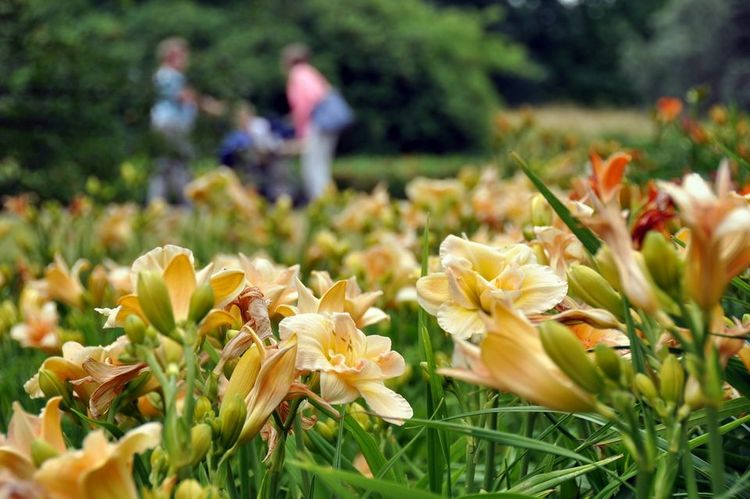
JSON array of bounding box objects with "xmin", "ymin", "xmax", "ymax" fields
[
  {"xmin": 621, "ymin": 0, "xmax": 750, "ymax": 106},
  {"xmin": 0, "ymin": 0, "xmax": 536, "ymax": 199}
]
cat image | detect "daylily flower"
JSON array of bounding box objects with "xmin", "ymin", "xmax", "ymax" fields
[
  {"xmin": 11, "ymin": 289, "xmax": 61, "ymax": 352},
  {"xmin": 279, "ymin": 313, "xmax": 412, "ymax": 424},
  {"xmin": 471, "ymin": 171, "xmax": 533, "ymax": 228},
  {"xmin": 25, "ymin": 337, "xmax": 130, "ymax": 404},
  {"xmin": 334, "ymin": 184, "xmax": 394, "ymax": 232},
  {"xmin": 0, "ymin": 397, "xmax": 66, "ymax": 482},
  {"xmin": 533, "ymin": 226, "xmax": 586, "ymax": 278},
  {"xmin": 417, "ymin": 235, "xmax": 567, "ymax": 339},
  {"xmin": 278, "ymin": 273, "xmax": 389, "ymax": 329},
  {"xmin": 29, "ymin": 254, "xmax": 89, "ymax": 309},
  {"xmin": 442, "ymin": 301, "xmax": 596, "ymax": 412},
  {"xmin": 97, "ymin": 204, "xmax": 136, "ymax": 250},
  {"xmin": 34, "ymin": 422, "xmax": 161, "ymax": 499},
  {"xmin": 589, "ymin": 152, "xmax": 630, "ymax": 205},
  {"xmin": 237, "ymin": 254, "xmax": 299, "ymax": 317},
  {"xmin": 585, "ymin": 195, "xmax": 659, "ymax": 313},
  {"xmin": 406, "ymin": 177, "xmax": 465, "ymax": 215},
  {"xmin": 96, "ymin": 245, "xmax": 244, "ymax": 333},
  {"xmin": 658, "ymin": 162, "xmax": 750, "ymax": 309},
  {"xmin": 656, "ymin": 97, "xmax": 683, "ymax": 123}
]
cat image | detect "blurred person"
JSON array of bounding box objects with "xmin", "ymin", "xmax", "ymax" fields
[
  {"xmin": 282, "ymin": 43, "xmax": 353, "ymax": 202},
  {"xmin": 149, "ymin": 37, "xmax": 223, "ymax": 204},
  {"xmin": 218, "ymin": 101, "xmax": 298, "ymax": 201}
]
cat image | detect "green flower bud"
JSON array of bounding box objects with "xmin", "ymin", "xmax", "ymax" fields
[
  {"xmin": 204, "ymin": 373, "xmax": 219, "ymax": 401},
  {"xmin": 539, "ymin": 320, "xmax": 604, "ymax": 394},
  {"xmin": 31, "ymin": 438, "xmax": 60, "ymax": 467},
  {"xmin": 188, "ymin": 283, "xmax": 215, "ymax": 324},
  {"xmin": 530, "ymin": 193, "xmax": 553, "ymax": 227},
  {"xmin": 124, "ymin": 315, "xmax": 146, "ymax": 345},
  {"xmin": 634, "ymin": 373, "xmax": 658, "ymax": 401},
  {"xmin": 594, "ymin": 246, "xmax": 622, "ymax": 292},
  {"xmin": 194, "ymin": 396, "xmax": 213, "ymax": 421},
  {"xmin": 567, "ymin": 264, "xmax": 623, "ymax": 318},
  {"xmin": 620, "ymin": 360, "xmax": 635, "ymax": 387},
  {"xmin": 659, "ymin": 354, "xmax": 685, "ymax": 405},
  {"xmin": 190, "ymin": 423, "xmax": 213, "ymax": 467},
  {"xmin": 594, "ymin": 344, "xmax": 621, "ymax": 381},
  {"xmin": 349, "ymin": 403, "xmax": 372, "ymax": 432},
  {"xmin": 164, "ymin": 413, "xmax": 191, "ymax": 470},
  {"xmin": 38, "ymin": 369, "xmax": 69, "ymax": 402},
  {"xmin": 175, "ymin": 479, "xmax": 206, "ymax": 499},
  {"xmin": 219, "ymin": 395, "xmax": 246, "ymax": 449},
  {"xmin": 137, "ymin": 271, "xmax": 175, "ymax": 336},
  {"xmin": 641, "ymin": 232, "xmax": 682, "ymax": 295}
]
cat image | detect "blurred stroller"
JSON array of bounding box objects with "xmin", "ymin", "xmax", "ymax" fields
[{"xmin": 218, "ymin": 102, "xmax": 300, "ymax": 202}]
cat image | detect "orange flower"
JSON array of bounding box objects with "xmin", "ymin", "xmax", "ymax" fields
[
  {"xmin": 589, "ymin": 152, "xmax": 631, "ymax": 205},
  {"xmin": 656, "ymin": 97, "xmax": 683, "ymax": 123}
]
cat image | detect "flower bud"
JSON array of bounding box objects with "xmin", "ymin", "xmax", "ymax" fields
[
  {"xmin": 124, "ymin": 315, "xmax": 146, "ymax": 345},
  {"xmin": 204, "ymin": 373, "xmax": 219, "ymax": 401},
  {"xmin": 194, "ymin": 396, "xmax": 213, "ymax": 421},
  {"xmin": 641, "ymin": 232, "xmax": 682, "ymax": 295},
  {"xmin": 530, "ymin": 194, "xmax": 553, "ymax": 227},
  {"xmin": 221, "ymin": 345, "xmax": 261, "ymax": 412},
  {"xmin": 87, "ymin": 265, "xmax": 108, "ymax": 308},
  {"xmin": 659, "ymin": 354, "xmax": 685, "ymax": 405},
  {"xmin": 188, "ymin": 283, "xmax": 215, "ymax": 324},
  {"xmin": 219, "ymin": 395, "xmax": 246, "ymax": 449},
  {"xmin": 594, "ymin": 344, "xmax": 621, "ymax": 381},
  {"xmin": 150, "ymin": 446, "xmax": 167, "ymax": 475},
  {"xmin": 164, "ymin": 414, "xmax": 191, "ymax": 470},
  {"xmin": 190, "ymin": 423, "xmax": 213, "ymax": 467},
  {"xmin": 620, "ymin": 360, "xmax": 634, "ymax": 386},
  {"xmin": 539, "ymin": 320, "xmax": 604, "ymax": 394},
  {"xmin": 634, "ymin": 373, "xmax": 658, "ymax": 401},
  {"xmin": 349, "ymin": 403, "xmax": 372, "ymax": 432},
  {"xmin": 38, "ymin": 369, "xmax": 69, "ymax": 402},
  {"xmin": 175, "ymin": 479, "xmax": 206, "ymax": 499},
  {"xmin": 137, "ymin": 271, "xmax": 175, "ymax": 336},
  {"xmin": 31, "ymin": 438, "xmax": 60, "ymax": 467},
  {"xmin": 567, "ymin": 264, "xmax": 623, "ymax": 318},
  {"xmin": 594, "ymin": 246, "xmax": 621, "ymax": 292}
]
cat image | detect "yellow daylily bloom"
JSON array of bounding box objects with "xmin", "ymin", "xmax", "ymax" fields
[
  {"xmin": 29, "ymin": 254, "xmax": 89, "ymax": 309},
  {"xmin": 480, "ymin": 301, "xmax": 595, "ymax": 412},
  {"xmin": 278, "ymin": 273, "xmax": 389, "ymax": 329},
  {"xmin": 238, "ymin": 339, "xmax": 298, "ymax": 443},
  {"xmin": 34, "ymin": 422, "xmax": 161, "ymax": 499},
  {"xmin": 417, "ymin": 235, "xmax": 567, "ymax": 339},
  {"xmin": 658, "ymin": 162, "xmax": 750, "ymax": 309},
  {"xmin": 96, "ymin": 245, "xmax": 244, "ymax": 330},
  {"xmin": 237, "ymin": 254, "xmax": 299, "ymax": 317},
  {"xmin": 279, "ymin": 313, "xmax": 412, "ymax": 424},
  {"xmin": 24, "ymin": 337, "xmax": 130, "ymax": 405},
  {"xmin": 11, "ymin": 289, "xmax": 61, "ymax": 352},
  {"xmin": 0, "ymin": 397, "xmax": 66, "ymax": 481}
]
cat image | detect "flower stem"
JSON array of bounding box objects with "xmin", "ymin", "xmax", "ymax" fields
[
  {"xmin": 483, "ymin": 392, "xmax": 499, "ymax": 491},
  {"xmin": 680, "ymin": 426, "xmax": 698, "ymax": 499},
  {"xmin": 705, "ymin": 404, "xmax": 726, "ymax": 494}
]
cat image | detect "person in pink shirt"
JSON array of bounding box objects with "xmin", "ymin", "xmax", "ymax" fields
[{"xmin": 282, "ymin": 43, "xmax": 339, "ymax": 201}]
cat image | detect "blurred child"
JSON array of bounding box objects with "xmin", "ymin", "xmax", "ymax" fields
[
  {"xmin": 149, "ymin": 37, "xmax": 223, "ymax": 204},
  {"xmin": 218, "ymin": 102, "xmax": 298, "ymax": 202}
]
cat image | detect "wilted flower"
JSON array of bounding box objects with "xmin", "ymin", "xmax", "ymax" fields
[
  {"xmin": 237, "ymin": 254, "xmax": 299, "ymax": 317},
  {"xmin": 417, "ymin": 235, "xmax": 567, "ymax": 339},
  {"xmin": 658, "ymin": 162, "xmax": 750, "ymax": 309},
  {"xmin": 280, "ymin": 313, "xmax": 412, "ymax": 424}
]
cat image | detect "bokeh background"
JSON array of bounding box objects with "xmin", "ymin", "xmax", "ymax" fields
[{"xmin": 1, "ymin": 0, "xmax": 748, "ymax": 200}]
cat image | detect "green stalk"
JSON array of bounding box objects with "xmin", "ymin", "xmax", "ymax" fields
[
  {"xmin": 183, "ymin": 341, "xmax": 197, "ymax": 429},
  {"xmin": 239, "ymin": 443, "xmax": 252, "ymax": 498},
  {"xmin": 680, "ymin": 426, "xmax": 698, "ymax": 499},
  {"xmin": 483, "ymin": 392, "xmax": 499, "ymax": 492},
  {"xmin": 705, "ymin": 405, "xmax": 726, "ymax": 494},
  {"xmin": 262, "ymin": 431, "xmax": 287, "ymax": 499}
]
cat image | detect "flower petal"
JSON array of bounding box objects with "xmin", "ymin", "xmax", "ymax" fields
[
  {"xmin": 437, "ymin": 302, "xmax": 485, "ymax": 340},
  {"xmin": 416, "ymin": 273, "xmax": 450, "ymax": 315}
]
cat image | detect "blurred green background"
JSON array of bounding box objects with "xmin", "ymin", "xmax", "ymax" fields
[{"xmin": 1, "ymin": 0, "xmax": 749, "ymax": 199}]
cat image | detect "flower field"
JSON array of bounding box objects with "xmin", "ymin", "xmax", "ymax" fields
[{"xmin": 3, "ymin": 103, "xmax": 750, "ymax": 498}]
